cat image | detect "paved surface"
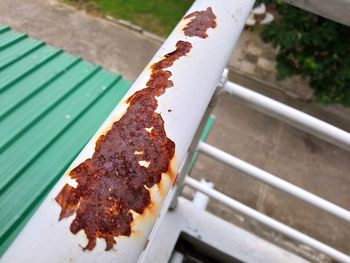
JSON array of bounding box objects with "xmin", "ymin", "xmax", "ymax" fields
[
  {"xmin": 0, "ymin": 0, "xmax": 160, "ymax": 82},
  {"xmin": 1, "ymin": 0, "xmax": 349, "ymax": 261},
  {"xmin": 229, "ymin": 30, "xmax": 315, "ymax": 101}
]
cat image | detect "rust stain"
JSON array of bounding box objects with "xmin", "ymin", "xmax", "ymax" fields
[
  {"xmin": 55, "ymin": 5, "xmax": 216, "ymax": 251},
  {"xmin": 129, "ymin": 195, "xmax": 158, "ymax": 234},
  {"xmin": 172, "ymin": 173, "xmax": 179, "ymax": 187},
  {"xmin": 55, "ymin": 41, "xmax": 192, "ymax": 251},
  {"xmin": 157, "ymin": 157, "xmax": 176, "ymax": 197},
  {"xmin": 143, "ymin": 238, "xmax": 150, "ymax": 251},
  {"xmin": 183, "ymin": 7, "xmax": 217, "ymax": 38},
  {"xmin": 156, "ymin": 175, "xmax": 168, "ymax": 199}
]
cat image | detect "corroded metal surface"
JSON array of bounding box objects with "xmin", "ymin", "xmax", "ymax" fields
[
  {"xmin": 55, "ymin": 41, "xmax": 192, "ymax": 251},
  {"xmin": 54, "ymin": 6, "xmax": 218, "ymax": 251},
  {"xmin": 2, "ymin": 1, "xmax": 254, "ymax": 262},
  {"xmin": 183, "ymin": 7, "xmax": 217, "ymax": 38}
]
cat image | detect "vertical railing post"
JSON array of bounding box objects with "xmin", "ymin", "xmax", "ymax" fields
[{"xmin": 170, "ymin": 69, "xmax": 228, "ymax": 210}]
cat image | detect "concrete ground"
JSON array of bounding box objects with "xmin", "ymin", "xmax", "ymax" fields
[
  {"xmin": 0, "ymin": 0, "xmax": 160, "ymax": 82},
  {"xmin": 1, "ymin": 0, "xmax": 349, "ymax": 261}
]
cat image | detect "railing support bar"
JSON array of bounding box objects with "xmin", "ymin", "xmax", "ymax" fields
[
  {"xmin": 170, "ymin": 69, "xmax": 227, "ymax": 209},
  {"xmin": 185, "ymin": 176, "xmax": 350, "ymax": 263},
  {"xmin": 224, "ymin": 81, "xmax": 350, "ymax": 152},
  {"xmin": 198, "ymin": 141, "xmax": 350, "ymax": 222}
]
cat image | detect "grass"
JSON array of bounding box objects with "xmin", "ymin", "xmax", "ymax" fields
[{"xmin": 65, "ymin": 0, "xmax": 194, "ymax": 37}]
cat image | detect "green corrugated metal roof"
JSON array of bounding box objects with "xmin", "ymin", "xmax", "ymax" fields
[{"xmin": 0, "ymin": 25, "xmax": 131, "ymax": 255}]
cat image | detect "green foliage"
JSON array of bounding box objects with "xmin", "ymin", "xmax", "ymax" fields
[{"xmin": 260, "ymin": 3, "xmax": 350, "ymax": 105}]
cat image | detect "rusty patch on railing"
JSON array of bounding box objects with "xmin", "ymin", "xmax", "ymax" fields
[
  {"xmin": 55, "ymin": 41, "xmax": 192, "ymax": 251},
  {"xmin": 183, "ymin": 7, "xmax": 217, "ymax": 38}
]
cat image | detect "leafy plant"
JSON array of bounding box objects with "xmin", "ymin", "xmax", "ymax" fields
[{"xmin": 259, "ymin": 2, "xmax": 350, "ymax": 105}]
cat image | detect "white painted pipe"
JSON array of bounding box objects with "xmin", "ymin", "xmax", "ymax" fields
[
  {"xmin": 2, "ymin": 1, "xmax": 256, "ymax": 262},
  {"xmin": 192, "ymin": 179, "xmax": 214, "ymax": 210},
  {"xmin": 198, "ymin": 141, "xmax": 350, "ymax": 223},
  {"xmin": 185, "ymin": 177, "xmax": 350, "ymax": 263},
  {"xmin": 224, "ymin": 81, "xmax": 350, "ymax": 152}
]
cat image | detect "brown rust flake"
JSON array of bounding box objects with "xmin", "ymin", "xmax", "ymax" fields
[
  {"xmin": 55, "ymin": 41, "xmax": 192, "ymax": 251},
  {"xmin": 183, "ymin": 7, "xmax": 217, "ymax": 38}
]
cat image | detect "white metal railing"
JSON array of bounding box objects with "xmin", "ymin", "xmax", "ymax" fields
[
  {"xmin": 1, "ymin": 1, "xmax": 255, "ymax": 263},
  {"xmin": 224, "ymin": 81, "xmax": 350, "ymax": 152},
  {"xmin": 2, "ymin": 0, "xmax": 350, "ymax": 262},
  {"xmin": 178, "ymin": 78, "xmax": 350, "ymax": 262},
  {"xmin": 198, "ymin": 141, "xmax": 350, "ymax": 222},
  {"xmin": 185, "ymin": 177, "xmax": 350, "ymax": 263}
]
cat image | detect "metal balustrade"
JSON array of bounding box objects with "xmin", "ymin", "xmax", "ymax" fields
[
  {"xmin": 185, "ymin": 177, "xmax": 350, "ymax": 263},
  {"xmin": 2, "ymin": 0, "xmax": 350, "ymax": 262},
  {"xmin": 2, "ymin": 0, "xmax": 256, "ymax": 262},
  {"xmin": 172, "ymin": 77, "xmax": 350, "ymax": 262},
  {"xmin": 224, "ymin": 81, "xmax": 350, "ymax": 152},
  {"xmin": 198, "ymin": 140, "xmax": 350, "ymax": 222},
  {"xmin": 173, "ymin": 78, "xmax": 350, "ymax": 262}
]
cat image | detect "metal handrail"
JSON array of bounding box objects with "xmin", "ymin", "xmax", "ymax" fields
[
  {"xmin": 224, "ymin": 81, "xmax": 350, "ymax": 152},
  {"xmin": 185, "ymin": 81, "xmax": 350, "ymax": 262},
  {"xmin": 185, "ymin": 176, "xmax": 350, "ymax": 263},
  {"xmin": 198, "ymin": 141, "xmax": 350, "ymax": 222},
  {"xmin": 2, "ymin": 0, "xmax": 349, "ymax": 262},
  {"xmin": 1, "ymin": 1, "xmax": 256, "ymax": 262}
]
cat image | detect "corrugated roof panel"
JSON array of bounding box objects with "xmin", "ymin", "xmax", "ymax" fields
[
  {"xmin": 0, "ymin": 58, "xmax": 96, "ymax": 151},
  {"xmin": 0, "ymin": 31, "xmax": 27, "ymax": 51},
  {"xmin": 0, "ymin": 53, "xmax": 81, "ymax": 119},
  {"xmin": 0, "ymin": 45, "xmax": 62, "ymax": 93},
  {"xmin": 0, "ymin": 25, "xmax": 10, "ymax": 33},
  {"xmin": 0, "ymin": 26, "xmax": 131, "ymax": 256},
  {"xmin": 0, "ymin": 38, "xmax": 44, "ymax": 70}
]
